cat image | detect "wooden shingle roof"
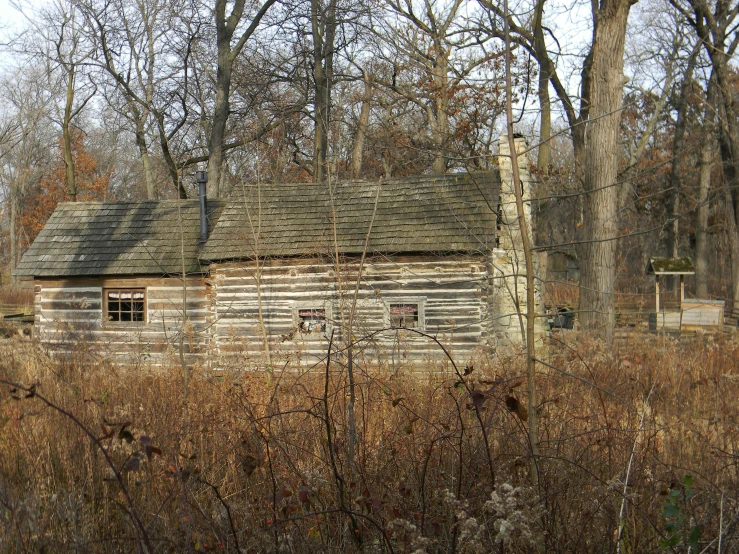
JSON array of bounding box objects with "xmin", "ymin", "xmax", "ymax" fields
[
  {"xmin": 201, "ymin": 173, "xmax": 500, "ymax": 262},
  {"xmin": 15, "ymin": 200, "xmax": 227, "ymax": 277},
  {"xmin": 16, "ymin": 173, "xmax": 501, "ymax": 277}
]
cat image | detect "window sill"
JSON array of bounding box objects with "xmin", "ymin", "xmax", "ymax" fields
[{"xmin": 103, "ymin": 321, "xmax": 147, "ymax": 328}]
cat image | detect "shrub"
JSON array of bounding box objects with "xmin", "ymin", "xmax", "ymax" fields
[{"xmin": 0, "ymin": 333, "xmax": 737, "ymax": 552}]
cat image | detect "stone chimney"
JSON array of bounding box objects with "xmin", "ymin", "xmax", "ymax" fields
[
  {"xmin": 497, "ymin": 135, "xmax": 533, "ymax": 253},
  {"xmin": 487, "ymin": 135, "xmax": 545, "ymax": 348}
]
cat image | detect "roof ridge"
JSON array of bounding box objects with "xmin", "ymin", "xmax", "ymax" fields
[{"xmin": 56, "ymin": 199, "xmax": 205, "ymax": 206}]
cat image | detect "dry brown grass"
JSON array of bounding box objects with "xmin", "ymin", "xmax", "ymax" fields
[
  {"xmin": 1, "ymin": 333, "xmax": 738, "ymax": 553},
  {"xmin": 0, "ymin": 287, "xmax": 34, "ymax": 313},
  {"xmin": 542, "ymin": 280, "xmax": 579, "ymax": 308}
]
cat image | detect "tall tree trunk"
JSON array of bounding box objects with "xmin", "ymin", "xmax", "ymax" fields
[
  {"xmin": 696, "ymin": 74, "xmax": 716, "ymax": 298},
  {"xmin": 533, "ymin": 0, "xmax": 551, "ymax": 175},
  {"xmin": 208, "ymin": 1, "xmax": 235, "ymax": 197},
  {"xmin": 431, "ymin": 50, "xmax": 450, "ymax": 174},
  {"xmin": 350, "ymin": 74, "xmax": 372, "ymax": 180},
  {"xmin": 726, "ymin": 188, "xmax": 739, "ymax": 307},
  {"xmin": 156, "ymin": 113, "xmax": 188, "ymax": 199},
  {"xmin": 128, "ymin": 99, "xmax": 155, "ymax": 199},
  {"xmin": 313, "ymin": 63, "xmax": 328, "ymax": 182},
  {"xmin": 63, "ymin": 67, "xmax": 77, "ymax": 202},
  {"xmin": 311, "ymin": 0, "xmax": 337, "ymax": 183},
  {"xmin": 537, "ymin": 71, "xmax": 551, "ymax": 173},
  {"xmin": 208, "ymin": 69, "xmax": 230, "ymax": 197},
  {"xmin": 208, "ymin": 77, "xmax": 231, "ymax": 195},
  {"xmin": 208, "ymin": 0, "xmax": 277, "ymax": 194},
  {"xmin": 666, "ymin": 47, "xmax": 699, "ymax": 292},
  {"xmin": 712, "ymin": 73, "xmax": 739, "ymax": 304},
  {"xmin": 382, "ymin": 150, "xmax": 392, "ymax": 179},
  {"xmin": 695, "ymin": 136, "xmax": 713, "ymax": 298},
  {"xmin": 716, "ymin": 90, "xmax": 739, "ymax": 306},
  {"xmin": 578, "ymin": 0, "xmax": 633, "ymax": 341},
  {"xmin": 137, "ymin": 131, "xmax": 156, "ymax": 200}
]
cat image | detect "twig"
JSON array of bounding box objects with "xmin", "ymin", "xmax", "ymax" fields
[
  {"xmin": 616, "ymin": 384, "xmax": 655, "ymax": 554},
  {"xmin": 345, "ymin": 177, "xmax": 382, "ymax": 471},
  {"xmin": 503, "ymin": 0, "xmax": 539, "ymax": 487},
  {"xmin": 322, "ymin": 330, "xmax": 362, "ymax": 545},
  {"xmin": 0, "ymin": 379, "xmax": 153, "ymax": 552},
  {"xmin": 198, "ymin": 477, "xmax": 241, "ymax": 553},
  {"xmin": 176, "ymin": 197, "xmax": 190, "ymax": 413}
]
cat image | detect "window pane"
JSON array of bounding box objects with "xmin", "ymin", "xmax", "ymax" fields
[
  {"xmin": 106, "ymin": 289, "xmax": 145, "ymax": 323},
  {"xmin": 390, "ymin": 304, "xmax": 419, "ymax": 328},
  {"xmin": 299, "ymin": 308, "xmax": 326, "ymax": 333},
  {"xmin": 390, "ymin": 305, "xmax": 418, "ymax": 315}
]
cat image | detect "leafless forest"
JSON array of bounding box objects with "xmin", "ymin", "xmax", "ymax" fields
[
  {"xmin": 2, "ymin": 0, "xmax": 739, "ymax": 551},
  {"xmin": 0, "ymin": 0, "xmax": 738, "ymax": 326}
]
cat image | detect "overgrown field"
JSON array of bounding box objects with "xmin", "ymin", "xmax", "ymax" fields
[
  {"xmin": 1, "ymin": 334, "xmax": 738, "ymax": 553},
  {"xmin": 0, "ymin": 287, "xmax": 33, "ymax": 312}
]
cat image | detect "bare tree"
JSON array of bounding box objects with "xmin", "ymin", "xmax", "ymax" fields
[
  {"xmin": 532, "ymin": 0, "xmax": 551, "ymax": 174},
  {"xmin": 379, "ymin": 0, "xmax": 504, "ymax": 174},
  {"xmin": 310, "ymin": 0, "xmax": 338, "ymax": 182},
  {"xmin": 482, "ymin": 0, "xmax": 638, "ymax": 340},
  {"xmin": 0, "ymin": 68, "xmax": 55, "ymax": 276},
  {"xmin": 91, "ymin": 0, "xmax": 171, "ymax": 199},
  {"xmin": 670, "ymin": 0, "xmax": 739, "ymax": 305},
  {"xmin": 623, "ymin": 2, "xmax": 705, "ymax": 293},
  {"xmin": 349, "ymin": 69, "xmax": 372, "ymax": 179},
  {"xmin": 207, "ymin": 0, "xmax": 278, "ymax": 195},
  {"xmin": 77, "ymin": 0, "xmax": 196, "ymax": 198},
  {"xmin": 18, "ymin": 0, "xmax": 97, "ymax": 201},
  {"xmin": 664, "ymin": 43, "xmax": 700, "ymax": 290},
  {"xmin": 695, "ymin": 72, "xmax": 717, "ymax": 297}
]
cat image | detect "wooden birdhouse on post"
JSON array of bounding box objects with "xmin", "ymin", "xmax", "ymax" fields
[
  {"xmin": 647, "ymin": 257, "xmax": 695, "ymax": 314},
  {"xmin": 647, "ymin": 257, "xmax": 724, "ymax": 331}
]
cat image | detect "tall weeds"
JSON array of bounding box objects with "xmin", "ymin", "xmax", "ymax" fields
[
  {"xmin": 0, "ymin": 287, "xmax": 34, "ymax": 312},
  {"xmin": 0, "ymin": 334, "xmax": 737, "ymax": 552}
]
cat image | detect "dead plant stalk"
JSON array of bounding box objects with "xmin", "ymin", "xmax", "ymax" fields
[{"xmin": 503, "ymin": 0, "xmax": 540, "ymax": 485}]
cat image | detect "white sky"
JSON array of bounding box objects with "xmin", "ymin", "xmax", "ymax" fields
[
  {"xmin": 0, "ymin": 0, "xmax": 27, "ymax": 35},
  {"xmin": 0, "ymin": 0, "xmax": 674, "ymax": 138},
  {"xmin": 0, "ymin": 0, "xmax": 30, "ymax": 70}
]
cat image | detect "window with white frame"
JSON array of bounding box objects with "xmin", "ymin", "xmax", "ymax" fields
[{"xmin": 105, "ymin": 289, "xmax": 146, "ymax": 323}]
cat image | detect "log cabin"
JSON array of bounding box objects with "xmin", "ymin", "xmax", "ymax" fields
[{"xmin": 15, "ymin": 137, "xmax": 540, "ymax": 370}]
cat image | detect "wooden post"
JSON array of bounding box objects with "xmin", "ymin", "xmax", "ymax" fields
[{"xmin": 655, "ymin": 278, "xmax": 660, "ymax": 314}]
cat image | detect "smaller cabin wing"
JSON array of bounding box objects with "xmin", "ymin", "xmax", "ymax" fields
[{"xmin": 14, "ymin": 200, "xmax": 227, "ymax": 277}]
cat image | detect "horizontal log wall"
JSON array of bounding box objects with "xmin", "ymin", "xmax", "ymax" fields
[
  {"xmin": 210, "ymin": 256, "xmax": 493, "ymax": 370},
  {"xmin": 30, "ymin": 253, "xmax": 530, "ymax": 370},
  {"xmin": 34, "ymin": 276, "xmax": 209, "ymax": 366}
]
